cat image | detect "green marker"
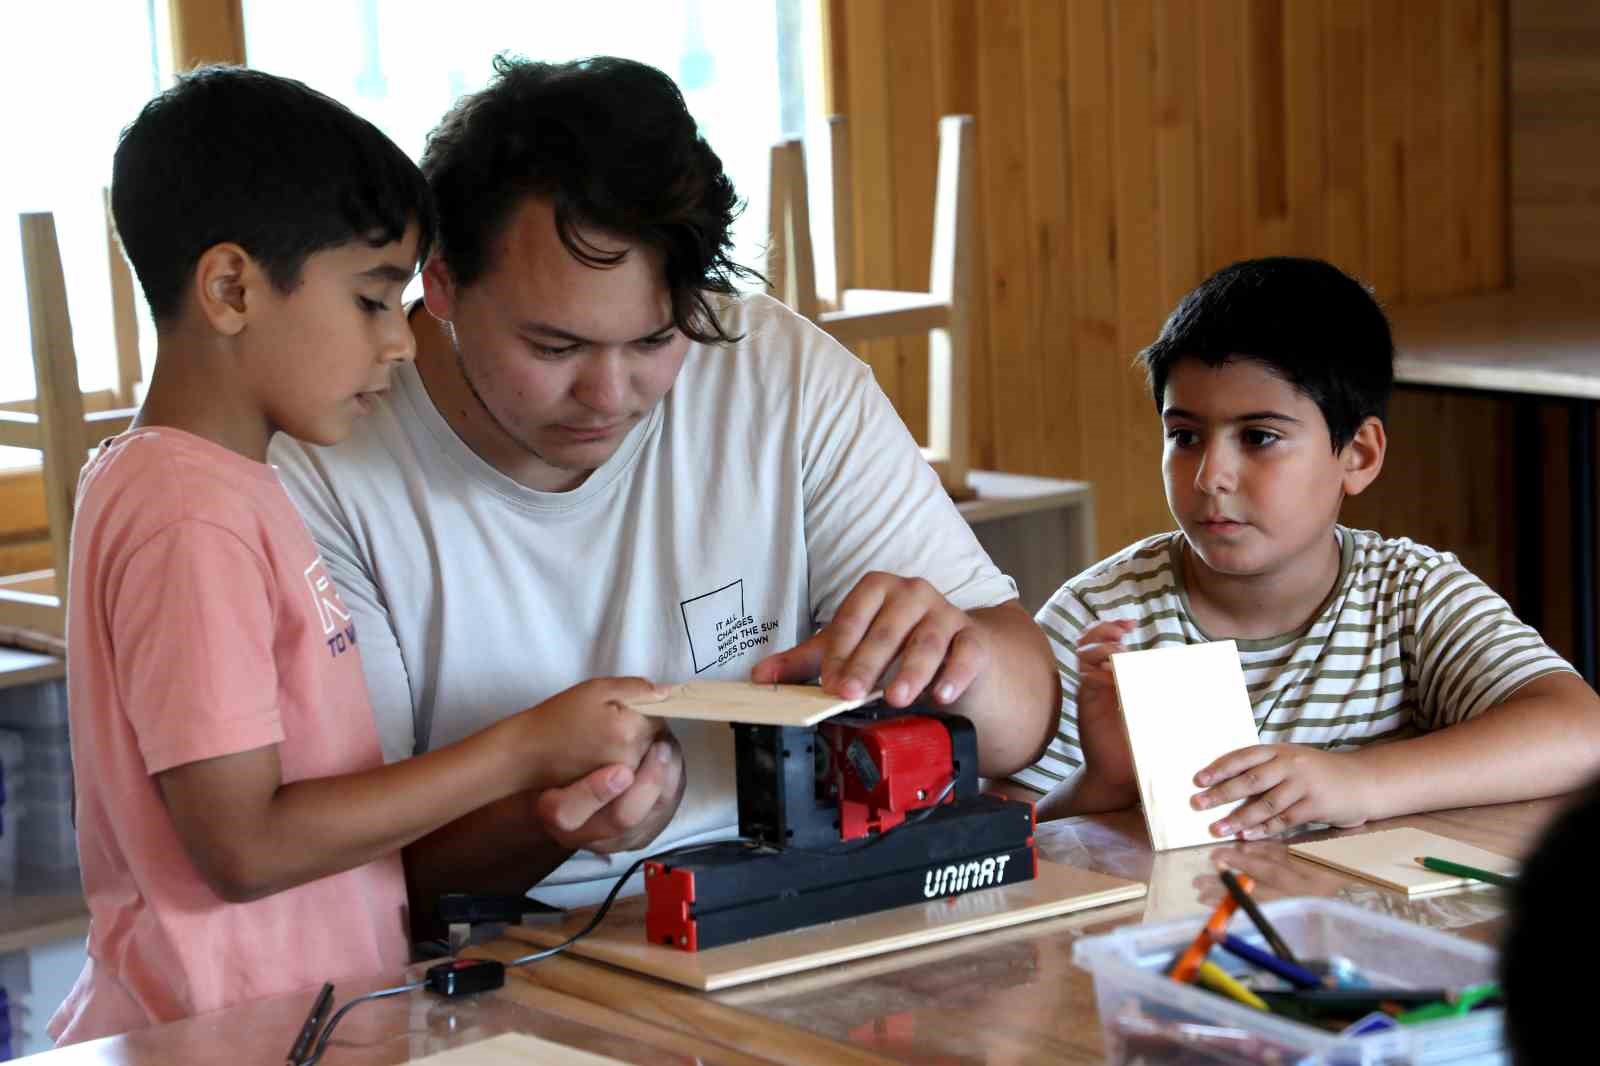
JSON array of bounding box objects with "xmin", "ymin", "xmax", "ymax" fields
[
  {"xmin": 1395, "ymin": 983, "xmax": 1503, "ymax": 1025},
  {"xmin": 1415, "ymin": 855, "xmax": 1517, "ymax": 889}
]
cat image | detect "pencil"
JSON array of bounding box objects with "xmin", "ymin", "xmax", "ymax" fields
[
  {"xmin": 1414, "ymin": 855, "xmax": 1516, "ymax": 889},
  {"xmin": 1195, "ymin": 961, "xmax": 1269, "ymax": 1011},
  {"xmin": 286, "ymin": 981, "xmax": 334, "ymax": 1066},
  {"xmin": 1167, "ymin": 873, "xmax": 1254, "ymax": 983},
  {"xmin": 1218, "ymin": 868, "xmax": 1301, "ymax": 965}
]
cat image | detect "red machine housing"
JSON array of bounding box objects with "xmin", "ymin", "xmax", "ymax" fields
[{"xmin": 822, "ymin": 715, "xmax": 956, "ymax": 840}]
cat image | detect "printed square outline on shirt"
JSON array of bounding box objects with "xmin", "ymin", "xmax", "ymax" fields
[{"xmin": 681, "ymin": 579, "xmax": 746, "ymax": 674}]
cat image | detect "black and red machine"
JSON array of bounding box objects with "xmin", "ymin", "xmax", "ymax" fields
[{"xmin": 643, "ymin": 704, "xmax": 1038, "ymax": 951}]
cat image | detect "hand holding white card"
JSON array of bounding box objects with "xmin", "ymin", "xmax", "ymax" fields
[{"xmin": 1109, "ymin": 640, "xmax": 1262, "ymax": 851}]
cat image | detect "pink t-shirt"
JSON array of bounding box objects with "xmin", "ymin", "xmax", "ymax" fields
[{"xmin": 49, "ymin": 428, "xmax": 409, "ymax": 1045}]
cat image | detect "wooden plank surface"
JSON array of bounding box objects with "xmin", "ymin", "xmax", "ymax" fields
[
  {"xmin": 625, "ymin": 682, "xmax": 881, "ymax": 727},
  {"xmin": 1289, "ymin": 826, "xmax": 1519, "ymax": 896},
  {"xmin": 502, "ymin": 859, "xmax": 1145, "ymax": 992}
]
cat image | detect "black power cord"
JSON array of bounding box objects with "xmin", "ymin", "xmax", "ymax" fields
[
  {"xmin": 289, "ymin": 836, "xmax": 760, "ymax": 1065},
  {"xmin": 290, "ymin": 775, "xmax": 960, "ymax": 1064}
]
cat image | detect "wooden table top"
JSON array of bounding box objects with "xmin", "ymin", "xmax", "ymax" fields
[
  {"xmin": 1390, "ymin": 271, "xmax": 1600, "ymax": 400},
  {"xmin": 23, "ymin": 796, "xmax": 1561, "ymax": 1066}
]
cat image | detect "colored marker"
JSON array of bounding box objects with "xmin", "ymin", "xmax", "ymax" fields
[
  {"xmin": 1257, "ymin": 987, "xmax": 1453, "ymax": 1016},
  {"xmin": 1218, "ymin": 868, "xmax": 1301, "ymax": 965},
  {"xmin": 1167, "ymin": 873, "xmax": 1255, "ymax": 983},
  {"xmin": 1415, "ymin": 856, "xmax": 1516, "ymax": 889},
  {"xmin": 1195, "ymin": 961, "xmax": 1269, "ymax": 1011},
  {"xmin": 1394, "ymin": 983, "xmax": 1502, "ymax": 1025},
  {"xmin": 1217, "ymin": 933, "xmax": 1321, "ymax": 989}
]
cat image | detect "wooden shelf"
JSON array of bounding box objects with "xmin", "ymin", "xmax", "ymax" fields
[
  {"xmin": 0, "ymin": 645, "xmax": 63, "ymax": 690},
  {"xmin": 1391, "ymin": 271, "xmax": 1600, "ymax": 401},
  {"xmin": 0, "ymin": 889, "xmax": 88, "ymax": 955}
]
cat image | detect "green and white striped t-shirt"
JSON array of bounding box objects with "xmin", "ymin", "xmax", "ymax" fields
[{"xmin": 1011, "ymin": 526, "xmax": 1575, "ymax": 795}]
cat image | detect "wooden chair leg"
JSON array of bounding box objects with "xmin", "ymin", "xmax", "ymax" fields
[
  {"xmin": 105, "ymin": 188, "xmax": 144, "ymax": 407},
  {"xmin": 928, "ymin": 116, "xmax": 975, "ymax": 497},
  {"xmin": 766, "ymin": 142, "xmax": 790, "ymax": 307},
  {"xmin": 0, "ymin": 212, "xmax": 92, "ymax": 638},
  {"xmin": 782, "ymin": 140, "xmax": 819, "ymax": 322},
  {"xmin": 828, "ymin": 115, "xmax": 853, "ymax": 306}
]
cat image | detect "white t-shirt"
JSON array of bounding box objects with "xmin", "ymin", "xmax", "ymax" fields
[{"xmin": 271, "ymin": 293, "xmax": 1016, "ymax": 904}]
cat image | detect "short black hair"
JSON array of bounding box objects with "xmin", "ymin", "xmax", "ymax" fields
[
  {"xmin": 1138, "ymin": 257, "xmax": 1394, "ymax": 450},
  {"xmin": 112, "ymin": 65, "xmax": 435, "ymax": 324},
  {"xmin": 419, "ymin": 54, "xmax": 757, "ymax": 346},
  {"xmin": 1501, "ymin": 777, "xmax": 1600, "ymax": 1065}
]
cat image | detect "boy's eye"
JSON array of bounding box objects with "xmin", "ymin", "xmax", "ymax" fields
[
  {"xmin": 1243, "ymin": 428, "xmax": 1282, "ymax": 447},
  {"xmin": 531, "ymin": 340, "xmax": 580, "ymax": 357},
  {"xmin": 357, "ymin": 295, "xmax": 389, "ymax": 313},
  {"xmin": 1165, "ymin": 428, "xmax": 1198, "ymax": 447},
  {"xmin": 636, "ymin": 332, "xmax": 676, "ymax": 351}
]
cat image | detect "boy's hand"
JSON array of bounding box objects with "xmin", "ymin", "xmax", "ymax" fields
[
  {"xmin": 516, "ymin": 677, "xmax": 667, "ymax": 788},
  {"xmin": 1074, "ymin": 620, "xmax": 1137, "ymax": 787},
  {"xmin": 533, "ymin": 731, "xmax": 687, "ymax": 855},
  {"xmin": 1191, "ymin": 743, "xmax": 1378, "ymax": 839}
]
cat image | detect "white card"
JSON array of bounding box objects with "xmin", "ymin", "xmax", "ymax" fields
[{"xmin": 1109, "ymin": 640, "xmax": 1261, "ymax": 851}]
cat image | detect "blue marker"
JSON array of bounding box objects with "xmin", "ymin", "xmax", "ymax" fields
[
  {"xmin": 1217, "ymin": 933, "xmax": 1322, "ymax": 989},
  {"xmin": 1342, "ymin": 1011, "xmax": 1400, "ymax": 1037}
]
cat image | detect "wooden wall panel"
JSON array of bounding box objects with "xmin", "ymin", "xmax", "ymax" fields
[
  {"xmin": 1512, "ymin": 0, "xmax": 1600, "ymax": 282},
  {"xmin": 825, "ymin": 0, "xmax": 1512, "ymax": 587}
]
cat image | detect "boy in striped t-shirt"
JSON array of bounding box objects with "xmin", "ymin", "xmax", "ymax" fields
[{"xmin": 1014, "ymin": 257, "xmax": 1600, "ymax": 837}]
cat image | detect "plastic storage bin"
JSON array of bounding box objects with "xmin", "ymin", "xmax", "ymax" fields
[
  {"xmin": 0, "ymin": 951, "xmax": 28, "ymax": 1061},
  {"xmin": 18, "ymin": 796, "xmax": 76, "ymax": 877},
  {"xmin": 1073, "ymin": 896, "xmax": 1504, "ymax": 1066},
  {"xmin": 0, "ymin": 730, "xmax": 22, "ymax": 888},
  {"xmin": 0, "ymin": 679, "xmax": 66, "ymax": 730},
  {"xmin": 22, "ymin": 765, "xmax": 72, "ymax": 808},
  {"xmin": 0, "ymin": 731, "xmax": 20, "ymax": 795},
  {"xmin": 0, "ymin": 799, "xmax": 24, "ymax": 889},
  {"xmin": 7, "ymin": 725, "xmax": 69, "ymax": 776}
]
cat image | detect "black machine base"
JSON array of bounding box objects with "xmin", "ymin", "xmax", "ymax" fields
[{"xmin": 645, "ymin": 793, "xmax": 1036, "ymax": 951}]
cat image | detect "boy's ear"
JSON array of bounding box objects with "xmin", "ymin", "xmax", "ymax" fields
[
  {"xmin": 420, "ymin": 254, "xmax": 458, "ymax": 322},
  {"xmin": 1340, "ymin": 416, "xmax": 1387, "ymax": 497},
  {"xmin": 192, "ymin": 243, "xmax": 256, "ymax": 337}
]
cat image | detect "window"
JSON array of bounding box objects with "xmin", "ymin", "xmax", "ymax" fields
[
  {"xmin": 242, "ymin": 0, "xmax": 823, "ymax": 293},
  {"xmin": 0, "ymin": 4, "xmax": 160, "ymax": 470}
]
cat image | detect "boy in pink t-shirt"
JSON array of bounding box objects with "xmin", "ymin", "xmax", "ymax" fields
[{"xmin": 50, "ymin": 67, "xmax": 670, "ymax": 1045}]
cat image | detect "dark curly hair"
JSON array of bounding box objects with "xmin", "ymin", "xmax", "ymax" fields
[
  {"xmin": 420, "ymin": 54, "xmax": 758, "ymax": 345},
  {"xmin": 113, "ymin": 65, "xmax": 435, "ymax": 325},
  {"xmin": 1139, "ymin": 257, "xmax": 1394, "ymax": 451}
]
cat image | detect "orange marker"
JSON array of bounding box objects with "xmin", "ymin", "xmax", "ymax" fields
[{"xmin": 1167, "ymin": 873, "xmax": 1255, "ymax": 983}]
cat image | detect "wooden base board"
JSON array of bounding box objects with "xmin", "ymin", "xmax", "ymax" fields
[{"xmin": 503, "ymin": 859, "xmax": 1146, "ymax": 991}]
